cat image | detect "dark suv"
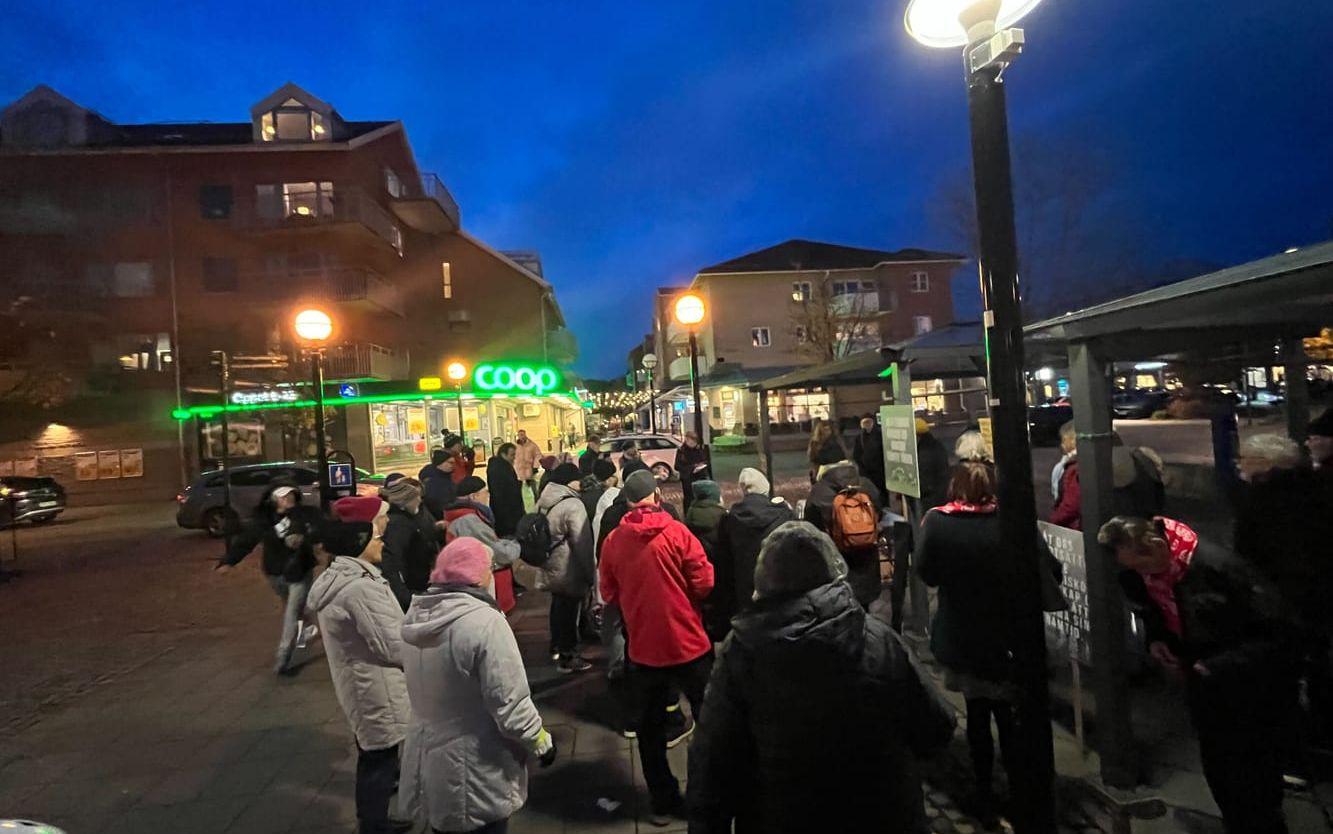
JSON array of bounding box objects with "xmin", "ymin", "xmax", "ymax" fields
[{"xmin": 0, "ymin": 476, "xmax": 67, "ymax": 526}]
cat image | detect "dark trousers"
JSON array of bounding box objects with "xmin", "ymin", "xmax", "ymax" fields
[
  {"xmin": 549, "ymin": 592, "xmax": 581, "ymax": 656},
  {"xmin": 356, "ymin": 742, "xmax": 400, "ymax": 833},
  {"xmin": 433, "ymin": 819, "xmax": 508, "ymax": 834},
  {"xmin": 965, "ymin": 697, "xmax": 1018, "ymax": 794},
  {"xmin": 632, "ymin": 652, "xmax": 712, "ymax": 811}
]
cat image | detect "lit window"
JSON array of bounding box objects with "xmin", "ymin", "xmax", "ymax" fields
[
  {"xmin": 911, "ymin": 271, "xmax": 929, "ymax": 293},
  {"xmin": 391, "ymin": 226, "xmax": 404, "ymax": 255},
  {"xmin": 914, "ymin": 315, "xmax": 933, "ymax": 335},
  {"xmin": 441, "ymin": 262, "xmax": 453, "ymax": 299},
  {"xmin": 265, "ymin": 182, "xmax": 334, "ymax": 218},
  {"xmin": 260, "ymin": 101, "xmax": 329, "ymax": 142},
  {"xmin": 791, "ymin": 281, "xmax": 812, "ymax": 301},
  {"xmin": 385, "ymin": 168, "xmax": 404, "ymax": 198},
  {"xmin": 751, "ymin": 327, "xmax": 771, "ymax": 348},
  {"xmin": 311, "ymin": 110, "xmax": 327, "ymax": 139},
  {"xmin": 260, "ymin": 112, "xmax": 276, "ymax": 141}
]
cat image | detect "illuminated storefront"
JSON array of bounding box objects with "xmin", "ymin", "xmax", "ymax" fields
[{"xmin": 173, "ymin": 361, "xmax": 589, "ymax": 475}]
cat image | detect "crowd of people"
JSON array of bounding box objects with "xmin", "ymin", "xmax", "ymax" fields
[{"xmin": 210, "ymin": 405, "xmax": 1333, "ymax": 833}]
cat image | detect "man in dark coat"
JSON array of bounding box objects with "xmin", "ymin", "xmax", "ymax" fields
[
  {"xmin": 803, "ymin": 461, "xmax": 883, "ymax": 607},
  {"xmin": 714, "ymin": 468, "xmax": 794, "ymax": 628},
  {"xmin": 675, "ymin": 432, "xmax": 710, "ymax": 512},
  {"xmin": 852, "ymin": 413, "xmax": 886, "ymax": 494},
  {"xmin": 419, "ymin": 450, "xmax": 457, "ymax": 520},
  {"xmin": 688, "ymin": 522, "xmax": 955, "ymax": 834},
  {"xmin": 486, "ymin": 443, "xmax": 525, "ymax": 537},
  {"xmin": 1102, "ymin": 515, "xmax": 1296, "ymax": 834},
  {"xmin": 380, "ymin": 477, "xmax": 442, "ymax": 610},
  {"xmin": 619, "ymin": 442, "xmax": 650, "ymax": 481},
  {"xmin": 579, "ymin": 435, "xmax": 603, "ymax": 477}
]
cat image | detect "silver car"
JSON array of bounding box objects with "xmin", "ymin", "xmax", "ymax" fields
[{"xmin": 175, "ymin": 463, "xmax": 320, "ymax": 536}]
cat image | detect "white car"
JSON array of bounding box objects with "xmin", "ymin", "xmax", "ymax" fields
[{"xmin": 603, "ymin": 434, "xmax": 683, "ymax": 481}]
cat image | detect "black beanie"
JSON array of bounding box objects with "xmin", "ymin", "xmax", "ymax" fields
[
  {"xmin": 456, "ymin": 475, "xmax": 487, "ymax": 497},
  {"xmin": 592, "ymin": 458, "xmax": 617, "ymax": 481},
  {"xmin": 549, "ymin": 463, "xmax": 582, "ymax": 486}
]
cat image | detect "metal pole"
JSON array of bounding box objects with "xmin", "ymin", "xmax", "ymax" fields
[
  {"xmin": 312, "ymin": 350, "xmax": 329, "ymax": 508},
  {"xmin": 689, "ymin": 330, "xmax": 704, "ymax": 440},
  {"xmin": 218, "ymin": 351, "xmax": 232, "ymax": 539},
  {"xmin": 649, "ymin": 376, "xmax": 657, "ymax": 434},
  {"xmin": 456, "ymin": 385, "xmax": 466, "ymax": 442},
  {"xmin": 967, "ymin": 62, "xmax": 1055, "ymax": 832}
]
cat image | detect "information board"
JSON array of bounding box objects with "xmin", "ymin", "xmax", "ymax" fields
[
  {"xmin": 1040, "ymin": 521, "xmax": 1091, "ymax": 664},
  {"xmin": 879, "ymin": 404, "xmax": 920, "ymax": 498}
]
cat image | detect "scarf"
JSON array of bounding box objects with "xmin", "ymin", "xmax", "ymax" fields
[
  {"xmin": 930, "ymin": 500, "xmax": 998, "ymax": 518},
  {"xmin": 1139, "ymin": 517, "xmax": 1197, "ymax": 637}
]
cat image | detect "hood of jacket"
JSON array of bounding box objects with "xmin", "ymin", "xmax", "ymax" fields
[
  {"xmin": 307, "ymin": 556, "xmax": 383, "ymax": 612},
  {"xmin": 818, "ymin": 461, "xmax": 863, "ymax": 491},
  {"xmin": 536, "ymin": 482, "xmax": 580, "ymax": 511},
  {"xmin": 730, "ymin": 493, "xmax": 793, "ymax": 530},
  {"xmin": 614, "ymin": 505, "xmax": 674, "ymax": 544},
  {"xmin": 731, "ymin": 581, "xmax": 864, "ymax": 664},
  {"xmin": 401, "ymin": 585, "xmax": 499, "ymax": 648}
]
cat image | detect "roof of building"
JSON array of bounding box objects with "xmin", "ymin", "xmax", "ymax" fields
[
  {"xmin": 90, "ymin": 120, "xmax": 395, "ymax": 148},
  {"xmin": 698, "ymin": 239, "xmax": 965, "ymax": 275}
]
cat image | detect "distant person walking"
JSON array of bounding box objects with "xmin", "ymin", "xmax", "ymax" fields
[
  {"xmin": 513, "ymin": 429, "xmax": 543, "ymax": 502},
  {"xmin": 216, "ymin": 483, "xmax": 323, "ymax": 675},
  {"xmin": 399, "ymin": 538, "xmax": 558, "ymax": 834},
  {"xmin": 688, "ymin": 522, "xmax": 955, "ymax": 833}
]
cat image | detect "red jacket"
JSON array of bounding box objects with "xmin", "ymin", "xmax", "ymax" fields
[
  {"xmin": 1050, "ymin": 458, "xmax": 1082, "ymax": 530},
  {"xmin": 600, "ymin": 505, "xmax": 715, "ymax": 667},
  {"xmin": 450, "ymin": 449, "xmax": 475, "ymax": 483}
]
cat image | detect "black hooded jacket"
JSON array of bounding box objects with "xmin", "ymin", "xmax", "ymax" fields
[
  {"xmin": 485, "ymin": 455, "xmax": 525, "ymax": 537},
  {"xmin": 803, "ymin": 462, "xmax": 884, "ymax": 606},
  {"xmin": 716, "ymin": 493, "xmax": 795, "ymax": 616},
  {"xmin": 382, "ymin": 504, "xmax": 441, "ymax": 610},
  {"xmin": 222, "ymin": 485, "xmax": 323, "ymax": 579},
  {"xmin": 688, "ymin": 581, "xmax": 955, "ymax": 834}
]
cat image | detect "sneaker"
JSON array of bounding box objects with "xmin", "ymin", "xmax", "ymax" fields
[
  {"xmin": 647, "ymin": 795, "xmax": 685, "ymax": 827},
  {"xmin": 556, "ymin": 654, "xmax": 592, "ymax": 674},
  {"xmin": 665, "ymin": 710, "xmax": 695, "ymax": 749}
]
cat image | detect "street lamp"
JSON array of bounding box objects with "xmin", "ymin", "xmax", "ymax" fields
[
  {"xmin": 446, "ymin": 361, "xmax": 468, "ymax": 440},
  {"xmin": 641, "ymin": 353, "xmax": 659, "ymax": 434},
  {"xmin": 673, "ymin": 293, "xmax": 706, "ymax": 440},
  {"xmin": 293, "ymin": 308, "xmax": 333, "ymax": 507},
  {"xmin": 906, "ymin": 1, "xmax": 1053, "ymax": 830}
]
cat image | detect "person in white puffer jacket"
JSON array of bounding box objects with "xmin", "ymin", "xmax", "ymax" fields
[
  {"xmin": 398, "ymin": 537, "xmax": 557, "ymax": 834},
  {"xmin": 306, "ymin": 507, "xmax": 412, "ymax": 834}
]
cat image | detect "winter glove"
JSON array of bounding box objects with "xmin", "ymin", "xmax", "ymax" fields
[{"xmin": 534, "ymin": 728, "xmax": 557, "ymax": 768}]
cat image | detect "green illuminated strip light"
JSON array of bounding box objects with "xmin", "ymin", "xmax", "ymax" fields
[{"xmin": 172, "ymin": 390, "xmax": 587, "ymax": 420}]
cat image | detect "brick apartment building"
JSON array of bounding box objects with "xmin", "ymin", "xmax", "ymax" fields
[
  {"xmin": 647, "ymin": 239, "xmax": 965, "ymax": 435},
  {"xmin": 0, "ymin": 83, "xmax": 582, "ymax": 502}
]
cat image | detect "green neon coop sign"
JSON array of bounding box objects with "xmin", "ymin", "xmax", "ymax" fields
[{"xmin": 473, "ymin": 363, "xmax": 563, "ymax": 396}]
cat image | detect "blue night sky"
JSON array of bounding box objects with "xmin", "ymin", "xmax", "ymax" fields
[{"xmin": 4, "ymin": 1, "xmax": 1330, "ymax": 378}]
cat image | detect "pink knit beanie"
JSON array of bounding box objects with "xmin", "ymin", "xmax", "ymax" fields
[{"xmin": 429, "ymin": 537, "xmax": 493, "ymax": 587}]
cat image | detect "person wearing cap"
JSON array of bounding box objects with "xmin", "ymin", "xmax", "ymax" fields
[
  {"xmin": 306, "ymin": 517, "xmax": 412, "ymax": 834},
  {"xmin": 486, "ymin": 443, "xmax": 526, "ymax": 537},
  {"xmin": 599, "ymin": 469, "xmax": 715, "ymax": 825},
  {"xmin": 714, "ymin": 468, "xmax": 794, "ymax": 626},
  {"xmin": 441, "ymin": 476, "xmax": 521, "ymax": 614},
  {"xmin": 216, "ymin": 480, "xmax": 324, "ymax": 675},
  {"xmin": 399, "ymin": 538, "xmax": 557, "ymax": 834},
  {"xmin": 688, "ymin": 522, "xmax": 955, "ymax": 834},
  {"xmin": 536, "ymin": 463, "xmax": 595, "ymax": 673},
  {"xmin": 381, "ymin": 478, "xmax": 443, "ymax": 611},
  {"xmin": 852, "ymin": 413, "xmax": 886, "ymax": 495},
  {"xmin": 420, "ymin": 450, "xmax": 458, "ymax": 520}
]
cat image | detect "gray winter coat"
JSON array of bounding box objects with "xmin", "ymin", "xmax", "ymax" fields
[
  {"xmin": 305, "ymin": 556, "xmax": 412, "ymax": 751},
  {"xmin": 398, "ymin": 586, "xmax": 545, "ymax": 831},
  {"xmin": 447, "ymin": 513, "xmax": 521, "ymax": 568},
  {"xmin": 535, "ymin": 483, "xmax": 594, "ymax": 597}
]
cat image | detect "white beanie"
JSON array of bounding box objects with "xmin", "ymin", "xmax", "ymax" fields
[{"xmin": 738, "ymin": 467, "xmax": 770, "ymax": 496}]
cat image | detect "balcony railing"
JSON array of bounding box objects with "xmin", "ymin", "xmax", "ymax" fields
[
  {"xmin": 668, "ymin": 354, "xmax": 712, "ymax": 383},
  {"xmin": 389, "ymin": 172, "xmax": 461, "ymax": 232},
  {"xmin": 324, "ymin": 342, "xmax": 409, "ymax": 382},
  {"xmin": 241, "ymin": 185, "xmax": 403, "ymax": 253},
  {"xmin": 418, "ymin": 173, "xmax": 461, "ymax": 227}
]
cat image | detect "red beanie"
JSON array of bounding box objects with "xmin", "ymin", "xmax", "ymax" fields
[{"xmin": 333, "ymin": 495, "xmax": 385, "ymax": 524}]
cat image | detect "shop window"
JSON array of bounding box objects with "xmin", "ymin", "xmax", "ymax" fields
[
  {"xmin": 201, "ymin": 257, "xmax": 238, "ymax": 293},
  {"xmin": 441, "ymin": 262, "xmax": 453, "ymax": 299},
  {"xmin": 911, "ymin": 271, "xmax": 930, "ymax": 293},
  {"xmin": 751, "ymin": 327, "xmax": 771, "ymax": 348},
  {"xmin": 199, "ymin": 184, "xmax": 233, "ymax": 219}
]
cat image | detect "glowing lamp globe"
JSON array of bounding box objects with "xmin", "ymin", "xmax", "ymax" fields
[
  {"xmin": 674, "ymin": 294, "xmax": 706, "ymax": 327},
  {"xmin": 446, "ymin": 362, "xmax": 468, "ymax": 382},
  {"xmin": 293, "ymin": 308, "xmax": 333, "ymax": 342},
  {"xmin": 905, "ymin": 0, "xmax": 1043, "ymax": 48},
  {"xmin": 642, "ymin": 353, "xmax": 658, "ymax": 371}
]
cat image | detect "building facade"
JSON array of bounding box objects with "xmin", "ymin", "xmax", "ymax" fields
[
  {"xmin": 0, "ymin": 83, "xmax": 581, "ymax": 501},
  {"xmin": 650, "ymin": 239, "xmax": 964, "ymax": 435}
]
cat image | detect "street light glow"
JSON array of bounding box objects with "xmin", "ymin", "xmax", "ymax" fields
[
  {"xmin": 642, "ymin": 353, "xmax": 658, "ymax": 371},
  {"xmin": 293, "ymin": 308, "xmax": 333, "ymax": 342},
  {"xmin": 905, "ymin": 0, "xmax": 1044, "ymax": 48},
  {"xmin": 446, "ymin": 361, "xmax": 468, "ymax": 382},
  {"xmin": 674, "ymin": 293, "xmax": 705, "ymax": 326}
]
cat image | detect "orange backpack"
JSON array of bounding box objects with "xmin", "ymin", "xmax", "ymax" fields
[{"xmin": 831, "ymin": 488, "xmax": 878, "ymax": 551}]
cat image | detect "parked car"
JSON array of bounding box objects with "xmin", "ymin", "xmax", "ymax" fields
[
  {"xmin": 1112, "ymin": 388, "xmax": 1172, "ymax": 420},
  {"xmin": 604, "ymin": 433, "xmax": 683, "ymax": 481},
  {"xmin": 0, "ymin": 476, "xmax": 67, "ymax": 527},
  {"xmin": 1028, "ymin": 403, "xmax": 1073, "ymax": 446},
  {"xmin": 176, "ymin": 462, "xmax": 321, "ymax": 536}
]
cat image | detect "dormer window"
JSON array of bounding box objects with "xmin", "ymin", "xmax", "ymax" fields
[{"xmin": 259, "ymin": 98, "xmax": 328, "ymax": 143}]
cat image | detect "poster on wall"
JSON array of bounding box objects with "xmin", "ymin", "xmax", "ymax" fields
[
  {"xmin": 98, "ymin": 450, "xmax": 122, "ymax": 479},
  {"xmin": 15, "ymin": 458, "xmax": 39, "ymax": 477},
  {"xmin": 75, "ymin": 453, "xmax": 99, "ymax": 481},
  {"xmin": 0, "ymin": 461, "xmax": 12, "ymax": 477},
  {"xmin": 203, "ymin": 422, "xmax": 264, "ymax": 459},
  {"xmin": 120, "ymin": 449, "xmax": 144, "ymax": 478},
  {"xmin": 879, "ymin": 405, "xmax": 921, "ymax": 498}
]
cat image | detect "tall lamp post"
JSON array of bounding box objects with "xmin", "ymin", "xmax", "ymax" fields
[
  {"xmin": 293, "ymin": 308, "xmax": 333, "ymax": 507},
  {"xmin": 641, "ymin": 353, "xmax": 658, "ymax": 434},
  {"xmin": 673, "ymin": 294, "xmax": 706, "ymax": 440},
  {"xmin": 905, "ymin": 1, "xmax": 1054, "ymax": 831},
  {"xmin": 446, "ymin": 361, "xmax": 469, "ymax": 440}
]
